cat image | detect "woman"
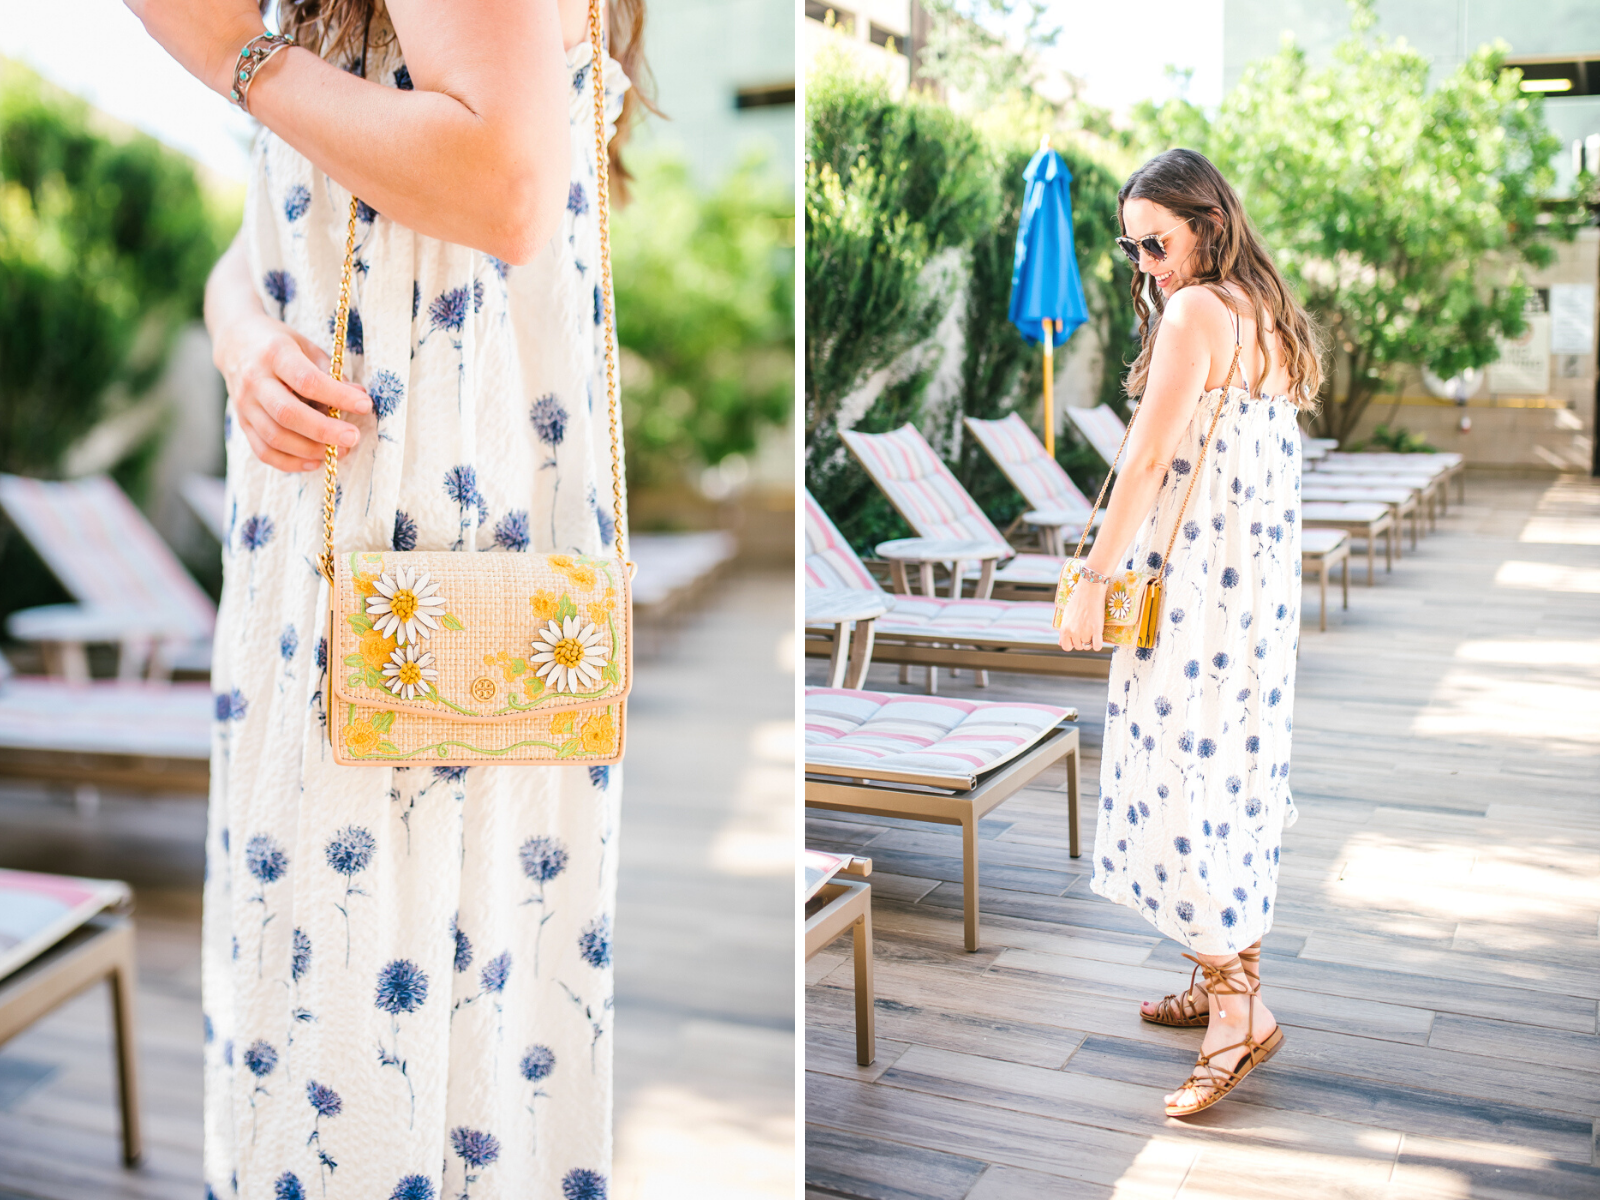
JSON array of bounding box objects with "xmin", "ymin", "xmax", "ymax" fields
[
  {"xmin": 1055, "ymin": 148, "xmax": 1321, "ymax": 1118},
  {"xmin": 125, "ymin": 0, "xmax": 646, "ymax": 1194}
]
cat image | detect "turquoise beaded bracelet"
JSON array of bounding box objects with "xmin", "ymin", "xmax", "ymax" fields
[
  {"xmin": 1075, "ymin": 562, "xmax": 1113, "ymax": 585},
  {"xmin": 230, "ymin": 32, "xmax": 295, "ymax": 114}
]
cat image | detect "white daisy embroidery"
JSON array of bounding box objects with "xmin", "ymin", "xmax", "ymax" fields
[
  {"xmin": 366, "ymin": 565, "xmax": 447, "ymax": 645},
  {"xmin": 530, "ymin": 616, "xmax": 608, "ymax": 693},
  {"xmin": 381, "ymin": 644, "xmax": 438, "ymax": 700}
]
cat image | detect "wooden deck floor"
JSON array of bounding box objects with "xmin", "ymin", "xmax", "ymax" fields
[
  {"xmin": 0, "ymin": 567, "xmax": 796, "ymax": 1200},
  {"xmin": 805, "ymin": 472, "xmax": 1600, "ymax": 1200}
]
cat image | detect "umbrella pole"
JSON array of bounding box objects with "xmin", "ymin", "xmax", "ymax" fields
[{"xmin": 1042, "ymin": 319, "xmax": 1055, "ymax": 457}]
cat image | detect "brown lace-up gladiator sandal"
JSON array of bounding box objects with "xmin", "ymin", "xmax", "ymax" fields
[
  {"xmin": 1142, "ymin": 939, "xmax": 1261, "ymax": 1028},
  {"xmin": 1163, "ymin": 951, "xmax": 1284, "ymax": 1117}
]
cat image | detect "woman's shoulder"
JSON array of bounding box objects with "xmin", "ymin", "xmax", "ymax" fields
[{"xmin": 1163, "ymin": 283, "xmax": 1235, "ymax": 329}]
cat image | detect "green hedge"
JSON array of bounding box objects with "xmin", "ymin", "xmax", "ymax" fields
[{"xmin": 805, "ymin": 66, "xmax": 1137, "ymax": 557}]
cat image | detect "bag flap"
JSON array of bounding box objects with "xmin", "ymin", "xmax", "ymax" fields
[{"xmin": 330, "ymin": 550, "xmax": 631, "ymax": 722}]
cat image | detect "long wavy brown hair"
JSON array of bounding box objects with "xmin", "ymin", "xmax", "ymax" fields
[
  {"xmin": 1119, "ymin": 149, "xmax": 1322, "ymax": 409},
  {"xmin": 262, "ymin": 0, "xmax": 657, "ymax": 199}
]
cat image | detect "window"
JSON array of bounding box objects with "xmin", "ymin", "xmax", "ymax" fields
[{"xmin": 735, "ymin": 83, "xmax": 796, "ymax": 110}]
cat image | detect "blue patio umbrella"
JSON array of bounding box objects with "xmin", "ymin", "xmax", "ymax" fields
[{"xmin": 1008, "ymin": 142, "xmax": 1090, "ymax": 456}]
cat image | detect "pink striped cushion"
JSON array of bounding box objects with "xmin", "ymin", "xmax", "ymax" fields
[
  {"xmin": 0, "ymin": 474, "xmax": 216, "ymax": 635},
  {"xmin": 1065, "ymin": 406, "xmax": 1130, "ymax": 468},
  {"xmin": 875, "ymin": 596, "xmax": 1060, "ymax": 645},
  {"xmin": 805, "ymin": 688, "xmax": 1070, "ymax": 780},
  {"xmin": 965, "ymin": 414, "xmax": 1091, "ymax": 515},
  {"xmin": 840, "ymin": 425, "xmax": 1006, "ymax": 544},
  {"xmin": 803, "ymin": 488, "xmax": 882, "ymax": 591},
  {"xmin": 989, "ymin": 553, "xmax": 1067, "ymax": 586}
]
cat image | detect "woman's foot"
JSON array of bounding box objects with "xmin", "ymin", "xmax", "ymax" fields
[
  {"xmin": 1163, "ymin": 953, "xmax": 1282, "ymax": 1116},
  {"xmin": 1139, "ymin": 939, "xmax": 1260, "ymax": 1026}
]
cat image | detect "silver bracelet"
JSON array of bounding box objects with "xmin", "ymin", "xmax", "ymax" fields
[
  {"xmin": 1076, "ymin": 562, "xmax": 1113, "ymax": 585},
  {"xmin": 230, "ymin": 32, "xmax": 295, "ymax": 114}
]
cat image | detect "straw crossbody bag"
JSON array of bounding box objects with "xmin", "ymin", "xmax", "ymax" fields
[
  {"xmin": 320, "ymin": 2, "xmax": 631, "ymax": 766},
  {"xmin": 1051, "ymin": 337, "xmax": 1240, "ymax": 649}
]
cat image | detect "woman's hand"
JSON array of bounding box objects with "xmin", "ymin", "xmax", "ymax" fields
[
  {"xmin": 1057, "ymin": 577, "xmax": 1107, "ymax": 653},
  {"xmin": 214, "ymin": 309, "xmax": 372, "ymax": 474},
  {"xmin": 122, "ymin": 0, "xmax": 267, "ymax": 98}
]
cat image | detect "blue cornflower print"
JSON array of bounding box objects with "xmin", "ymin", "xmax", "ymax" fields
[
  {"xmin": 428, "ymin": 287, "xmax": 469, "ymax": 333},
  {"xmin": 1175, "ymin": 902, "xmax": 1194, "ymax": 922},
  {"xmin": 531, "ymin": 394, "xmax": 569, "ymax": 542},
  {"xmin": 563, "ymin": 1168, "xmax": 608, "ymax": 1200},
  {"xmin": 451, "ymin": 1126, "xmax": 500, "ymax": 1196},
  {"xmin": 243, "ymin": 1039, "xmax": 277, "ymax": 1144},
  {"xmin": 593, "ymin": 283, "xmax": 603, "ymax": 326},
  {"xmin": 567, "ymin": 182, "xmax": 589, "ymax": 216},
  {"xmin": 375, "ymin": 959, "xmax": 428, "ymax": 1128},
  {"xmin": 394, "ymin": 64, "xmax": 413, "ymax": 90},
  {"xmin": 238, "ymin": 514, "xmax": 274, "ymax": 600},
  {"xmin": 494, "ymin": 510, "xmax": 530, "ymax": 551},
  {"xmin": 216, "ymin": 688, "xmax": 249, "ymax": 723},
  {"xmin": 488, "ymin": 256, "xmax": 510, "ymax": 279},
  {"xmin": 481, "ymin": 952, "xmax": 511, "ymax": 994},
  {"xmin": 369, "ymin": 368, "xmax": 405, "ymax": 422},
  {"xmin": 283, "ymin": 186, "xmax": 311, "ymax": 222},
  {"xmin": 520, "ymin": 1043, "xmax": 557, "ymax": 1154},
  {"xmin": 290, "ymin": 927, "xmax": 313, "ymax": 1027},
  {"xmin": 279, "ymin": 624, "xmax": 298, "ymax": 664},
  {"xmin": 521, "ymin": 835, "xmax": 570, "ymax": 973},
  {"xmin": 1172, "ymin": 458, "xmax": 1192, "ymax": 476},
  {"xmin": 326, "ymin": 825, "xmax": 375, "ymax": 965},
  {"xmin": 1220, "ymin": 907, "xmax": 1237, "ymax": 927},
  {"xmin": 390, "ymin": 1178, "xmax": 434, "ymax": 1200},
  {"xmin": 275, "ymin": 1172, "xmax": 305, "ymax": 1200},
  {"xmin": 306, "ymin": 1080, "xmax": 341, "ymax": 1184},
  {"xmin": 1233, "ymin": 887, "xmax": 1248, "ymax": 903},
  {"xmin": 1169, "ymin": 608, "xmax": 1185, "ymax": 626},
  {"xmin": 1183, "ymin": 660, "xmax": 1199, "ymax": 680},
  {"xmin": 1154, "ymin": 697, "xmax": 1172, "ymax": 717},
  {"xmin": 356, "ymin": 199, "xmax": 378, "ymax": 224},
  {"xmin": 244, "ymin": 834, "xmax": 286, "ymax": 977},
  {"xmin": 1154, "ymin": 864, "xmax": 1167, "ymax": 883},
  {"xmin": 263, "ymin": 270, "xmax": 296, "ymax": 319},
  {"xmin": 393, "ymin": 510, "xmax": 419, "ymax": 552},
  {"xmin": 328, "ymin": 307, "xmax": 364, "ymax": 357},
  {"xmin": 1225, "ymin": 775, "xmax": 1242, "ymax": 795},
  {"xmin": 443, "ymin": 465, "xmax": 488, "ymax": 549},
  {"xmin": 589, "ymin": 765, "xmax": 610, "ymax": 789},
  {"xmin": 1198, "ymin": 738, "xmax": 1216, "ymax": 758},
  {"xmin": 578, "ymin": 915, "xmax": 611, "ymax": 968},
  {"xmin": 1100, "ymin": 855, "xmax": 1114, "ymax": 872},
  {"xmin": 1182, "ymin": 519, "xmax": 1200, "ymax": 542},
  {"xmin": 451, "ymin": 914, "xmax": 474, "ymax": 973},
  {"xmin": 1174, "ymin": 837, "xmax": 1191, "ymax": 855}
]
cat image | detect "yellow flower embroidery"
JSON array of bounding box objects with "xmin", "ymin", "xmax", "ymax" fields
[
  {"xmin": 586, "ymin": 600, "xmax": 611, "ymax": 626},
  {"xmin": 343, "ymin": 719, "xmax": 380, "ymax": 756},
  {"xmin": 529, "ymin": 590, "xmax": 559, "ymax": 622},
  {"xmin": 548, "ymin": 554, "xmax": 597, "ymax": 591},
  {"xmin": 353, "ymin": 571, "xmax": 380, "ymax": 599},
  {"xmin": 551, "ymin": 711, "xmax": 576, "ymax": 735},
  {"xmin": 359, "ymin": 629, "xmax": 398, "ymax": 670},
  {"xmin": 580, "ymin": 710, "xmax": 615, "ymax": 755}
]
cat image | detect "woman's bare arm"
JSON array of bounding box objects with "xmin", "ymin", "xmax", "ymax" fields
[
  {"xmin": 125, "ymin": 0, "xmax": 572, "ymax": 264},
  {"xmin": 1057, "ymin": 287, "xmax": 1226, "ymax": 651}
]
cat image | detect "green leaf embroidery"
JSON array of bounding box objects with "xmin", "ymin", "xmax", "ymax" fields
[
  {"xmin": 347, "ymin": 611, "xmax": 375, "ymax": 634},
  {"xmin": 377, "ymin": 741, "xmax": 400, "ymax": 755},
  {"xmin": 510, "ymin": 657, "xmax": 528, "ymax": 676},
  {"xmin": 601, "ymin": 660, "xmax": 620, "ymax": 684},
  {"xmin": 370, "ymin": 711, "xmax": 396, "ymax": 733},
  {"xmin": 343, "ymin": 653, "xmax": 365, "ymax": 669},
  {"xmin": 554, "ymin": 594, "xmax": 579, "ymax": 623},
  {"xmin": 441, "ymin": 613, "xmax": 464, "ymax": 632},
  {"xmin": 364, "ymin": 667, "xmax": 384, "ymax": 688}
]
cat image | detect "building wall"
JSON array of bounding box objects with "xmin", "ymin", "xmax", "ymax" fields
[
  {"xmin": 633, "ymin": 0, "xmax": 796, "ymax": 186},
  {"xmin": 802, "ymin": 0, "xmax": 911, "ymax": 95}
]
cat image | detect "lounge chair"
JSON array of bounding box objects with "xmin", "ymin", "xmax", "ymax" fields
[
  {"xmin": 0, "ymin": 474, "xmax": 215, "ymax": 681},
  {"xmin": 803, "ymin": 489, "xmax": 1110, "ymax": 691},
  {"xmin": 0, "ymin": 651, "xmax": 212, "ymax": 805},
  {"xmin": 1322, "ymin": 450, "xmax": 1465, "ymax": 504},
  {"xmin": 1300, "ymin": 481, "xmax": 1421, "ymax": 551},
  {"xmin": 838, "ymin": 424, "xmax": 1061, "ymax": 598},
  {"xmin": 805, "ymin": 687, "xmax": 1080, "ymax": 952},
  {"xmin": 1064, "ymin": 404, "xmax": 1131, "ymax": 471},
  {"xmin": 1300, "ymin": 501, "xmax": 1395, "ymax": 584},
  {"xmin": 964, "ymin": 413, "xmax": 1103, "ymax": 555},
  {"xmin": 804, "ymin": 851, "xmax": 875, "ymax": 1066},
  {"xmin": 1300, "ymin": 529, "xmax": 1350, "ymax": 631},
  {"xmin": 0, "ymin": 869, "xmax": 142, "ymax": 1166}
]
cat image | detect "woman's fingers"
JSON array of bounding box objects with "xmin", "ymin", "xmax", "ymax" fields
[
  {"xmin": 238, "ymin": 412, "xmax": 321, "ymax": 474},
  {"xmin": 241, "ymin": 378, "xmax": 355, "ymax": 467},
  {"xmin": 275, "ymin": 335, "xmax": 372, "ymax": 415}
]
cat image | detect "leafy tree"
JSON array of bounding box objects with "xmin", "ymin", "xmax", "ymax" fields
[
  {"xmin": 914, "ymin": 0, "xmax": 1060, "ymax": 106},
  {"xmin": 0, "ymin": 65, "xmax": 225, "ymax": 476},
  {"xmin": 805, "ymin": 62, "xmax": 999, "ymax": 445},
  {"xmin": 609, "ymin": 154, "xmax": 793, "ymax": 488},
  {"xmin": 1133, "ymin": 0, "xmax": 1575, "ymax": 443}
]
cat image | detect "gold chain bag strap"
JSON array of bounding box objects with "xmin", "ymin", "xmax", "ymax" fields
[
  {"xmin": 320, "ymin": 0, "xmax": 631, "ymax": 765},
  {"xmin": 1052, "ymin": 335, "xmax": 1240, "ymax": 650}
]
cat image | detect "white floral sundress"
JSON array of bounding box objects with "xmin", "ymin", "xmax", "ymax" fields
[
  {"xmin": 1088, "ymin": 330, "xmax": 1302, "ymax": 957},
  {"xmin": 202, "ymin": 25, "xmax": 628, "ymax": 1200}
]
